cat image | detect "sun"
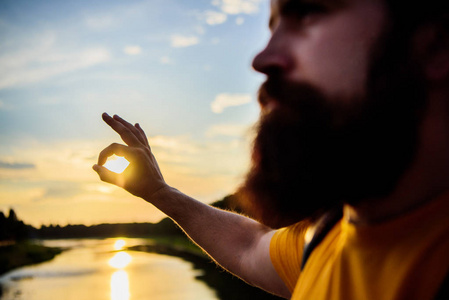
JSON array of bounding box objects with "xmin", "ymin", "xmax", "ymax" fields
[
  {"xmin": 114, "ymin": 239, "xmax": 126, "ymax": 251},
  {"xmin": 104, "ymin": 155, "xmax": 130, "ymax": 174}
]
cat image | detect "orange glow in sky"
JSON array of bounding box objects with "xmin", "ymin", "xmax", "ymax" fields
[{"xmin": 0, "ymin": 0, "xmax": 268, "ymax": 227}]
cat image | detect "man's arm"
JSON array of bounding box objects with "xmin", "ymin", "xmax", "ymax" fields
[{"xmin": 93, "ymin": 113, "xmax": 290, "ymax": 298}]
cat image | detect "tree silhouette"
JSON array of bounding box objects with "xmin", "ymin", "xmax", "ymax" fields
[{"xmin": 0, "ymin": 209, "xmax": 29, "ymax": 241}]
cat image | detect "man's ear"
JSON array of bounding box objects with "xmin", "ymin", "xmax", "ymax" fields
[{"xmin": 414, "ymin": 22, "xmax": 449, "ymax": 82}]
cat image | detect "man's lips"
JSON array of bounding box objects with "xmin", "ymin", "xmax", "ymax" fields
[
  {"xmin": 258, "ymin": 87, "xmax": 281, "ymax": 115},
  {"xmin": 262, "ymin": 100, "xmax": 281, "ymax": 114}
]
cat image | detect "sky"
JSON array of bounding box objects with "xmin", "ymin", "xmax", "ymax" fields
[{"xmin": 0, "ymin": 0, "xmax": 271, "ymax": 227}]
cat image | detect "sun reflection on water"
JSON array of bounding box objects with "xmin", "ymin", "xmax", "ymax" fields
[
  {"xmin": 110, "ymin": 239, "xmax": 132, "ymax": 300},
  {"xmin": 109, "ymin": 252, "xmax": 132, "ymax": 269},
  {"xmin": 114, "ymin": 239, "xmax": 126, "ymax": 251},
  {"xmin": 111, "ymin": 270, "xmax": 130, "ymax": 300}
]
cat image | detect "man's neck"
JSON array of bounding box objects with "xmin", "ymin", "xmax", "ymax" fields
[
  {"xmin": 344, "ymin": 191, "xmax": 444, "ymax": 226},
  {"xmin": 346, "ymin": 89, "xmax": 449, "ymax": 226}
]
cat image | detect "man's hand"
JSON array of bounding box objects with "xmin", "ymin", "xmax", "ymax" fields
[
  {"xmin": 93, "ymin": 113, "xmax": 167, "ymax": 200},
  {"xmin": 92, "ymin": 113, "xmax": 289, "ymax": 298}
]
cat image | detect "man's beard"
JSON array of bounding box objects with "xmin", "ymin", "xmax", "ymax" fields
[{"xmin": 238, "ymin": 37, "xmax": 428, "ymax": 229}]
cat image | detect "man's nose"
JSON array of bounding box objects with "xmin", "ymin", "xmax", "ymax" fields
[{"xmin": 252, "ymin": 32, "xmax": 293, "ymax": 75}]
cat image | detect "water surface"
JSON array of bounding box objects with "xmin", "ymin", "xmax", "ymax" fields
[{"xmin": 0, "ymin": 238, "xmax": 219, "ymax": 300}]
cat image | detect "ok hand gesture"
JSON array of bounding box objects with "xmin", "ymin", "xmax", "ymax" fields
[{"xmin": 93, "ymin": 113, "xmax": 167, "ymax": 201}]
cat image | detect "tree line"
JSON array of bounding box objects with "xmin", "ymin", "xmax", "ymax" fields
[
  {"xmin": 1, "ymin": 194, "xmax": 244, "ymax": 241},
  {"xmin": 0, "ymin": 209, "xmax": 33, "ymax": 241}
]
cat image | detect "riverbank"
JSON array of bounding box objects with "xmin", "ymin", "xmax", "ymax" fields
[
  {"xmin": 129, "ymin": 236, "xmax": 284, "ymax": 300},
  {"xmin": 0, "ymin": 241, "xmax": 63, "ymax": 275}
]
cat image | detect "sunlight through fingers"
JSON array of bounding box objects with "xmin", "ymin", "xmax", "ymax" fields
[{"xmin": 104, "ymin": 155, "xmax": 130, "ymax": 174}]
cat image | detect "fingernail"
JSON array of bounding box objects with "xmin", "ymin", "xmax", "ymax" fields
[{"xmin": 113, "ymin": 114, "xmax": 121, "ymax": 120}]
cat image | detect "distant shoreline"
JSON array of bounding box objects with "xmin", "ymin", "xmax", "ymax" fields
[{"xmin": 0, "ymin": 241, "xmax": 63, "ymax": 276}]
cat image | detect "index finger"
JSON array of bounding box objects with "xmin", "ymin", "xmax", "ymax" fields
[
  {"xmin": 102, "ymin": 113, "xmax": 141, "ymax": 146},
  {"xmin": 113, "ymin": 114, "xmax": 148, "ymax": 147},
  {"xmin": 97, "ymin": 142, "xmax": 132, "ymax": 166}
]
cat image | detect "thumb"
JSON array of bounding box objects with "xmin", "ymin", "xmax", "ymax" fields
[{"xmin": 93, "ymin": 164, "xmax": 120, "ymax": 185}]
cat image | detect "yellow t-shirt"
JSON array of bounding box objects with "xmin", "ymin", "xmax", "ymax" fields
[{"xmin": 270, "ymin": 194, "xmax": 449, "ymax": 300}]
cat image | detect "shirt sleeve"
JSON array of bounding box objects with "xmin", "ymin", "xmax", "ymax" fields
[{"xmin": 270, "ymin": 220, "xmax": 311, "ymax": 293}]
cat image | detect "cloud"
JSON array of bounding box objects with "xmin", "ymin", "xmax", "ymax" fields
[
  {"xmin": 0, "ymin": 40, "xmax": 112, "ymax": 90},
  {"xmin": 195, "ymin": 26, "xmax": 206, "ymax": 35},
  {"xmin": 40, "ymin": 182, "xmax": 91, "ymax": 201},
  {"xmin": 151, "ymin": 135, "xmax": 200, "ymax": 154},
  {"xmin": 123, "ymin": 45, "xmax": 142, "ymax": 55},
  {"xmin": 204, "ymin": 11, "xmax": 228, "ymax": 25},
  {"xmin": 211, "ymin": 93, "xmax": 252, "ymax": 113},
  {"xmin": 82, "ymin": 1, "xmax": 157, "ymax": 32},
  {"xmin": 236, "ymin": 17, "xmax": 245, "ymax": 25},
  {"xmin": 85, "ymin": 14, "xmax": 115, "ymax": 31},
  {"xmin": 37, "ymin": 96, "xmax": 62, "ymax": 106},
  {"xmin": 170, "ymin": 35, "xmax": 200, "ymax": 48},
  {"xmin": 0, "ymin": 139, "xmax": 103, "ymax": 181},
  {"xmin": 0, "ymin": 134, "xmax": 252, "ymax": 225},
  {"xmin": 212, "ymin": 0, "xmax": 263, "ymax": 15},
  {"xmin": 206, "ymin": 124, "xmax": 249, "ymax": 137},
  {"xmin": 0, "ymin": 100, "xmax": 11, "ymax": 111},
  {"xmin": 0, "ymin": 161, "xmax": 35, "ymax": 169},
  {"xmin": 160, "ymin": 56, "xmax": 173, "ymax": 65}
]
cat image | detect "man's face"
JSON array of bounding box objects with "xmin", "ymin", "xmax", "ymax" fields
[
  {"xmin": 239, "ymin": 0, "xmax": 427, "ymax": 228},
  {"xmin": 254, "ymin": 0, "xmax": 387, "ymax": 100}
]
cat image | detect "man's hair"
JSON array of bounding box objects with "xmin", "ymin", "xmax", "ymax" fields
[
  {"xmin": 387, "ymin": 1, "xmax": 449, "ymax": 22},
  {"xmin": 386, "ymin": 1, "xmax": 449, "ymax": 34}
]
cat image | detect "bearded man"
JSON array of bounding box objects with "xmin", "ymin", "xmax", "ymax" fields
[{"xmin": 93, "ymin": 0, "xmax": 449, "ymax": 298}]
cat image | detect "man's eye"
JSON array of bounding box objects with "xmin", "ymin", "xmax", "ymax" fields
[
  {"xmin": 298, "ymin": 4, "xmax": 326, "ymax": 17},
  {"xmin": 282, "ymin": 2, "xmax": 327, "ymax": 20}
]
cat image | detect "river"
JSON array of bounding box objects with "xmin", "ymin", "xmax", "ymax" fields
[{"xmin": 0, "ymin": 238, "xmax": 219, "ymax": 300}]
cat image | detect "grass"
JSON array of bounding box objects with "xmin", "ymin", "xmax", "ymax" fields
[{"xmin": 0, "ymin": 241, "xmax": 62, "ymax": 275}]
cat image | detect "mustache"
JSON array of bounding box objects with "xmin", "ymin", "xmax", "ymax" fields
[
  {"xmin": 258, "ymin": 77, "xmax": 328, "ymax": 110},
  {"xmin": 258, "ymin": 77, "xmax": 376, "ymax": 131},
  {"xmin": 257, "ymin": 78, "xmax": 338, "ymax": 127}
]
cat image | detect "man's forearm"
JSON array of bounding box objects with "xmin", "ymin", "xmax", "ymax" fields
[{"xmin": 146, "ymin": 185, "xmax": 272, "ymax": 279}]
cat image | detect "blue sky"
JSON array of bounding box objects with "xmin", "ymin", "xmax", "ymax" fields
[{"xmin": 0, "ymin": 0, "xmax": 271, "ymax": 226}]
